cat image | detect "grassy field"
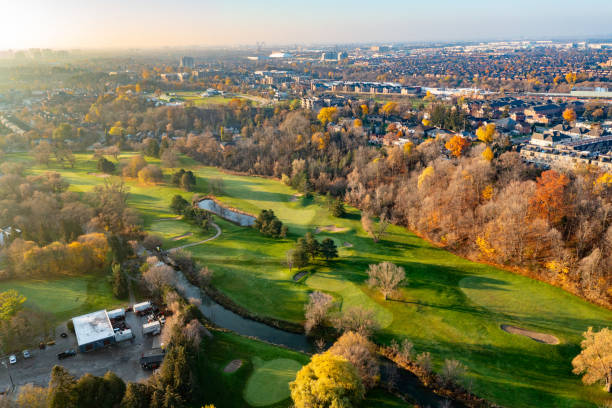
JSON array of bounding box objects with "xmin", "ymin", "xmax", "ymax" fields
[
  {"xmin": 171, "ymin": 91, "xmax": 268, "ymax": 107},
  {"xmin": 0, "ymin": 276, "xmax": 120, "ymax": 325},
  {"xmin": 4, "ymin": 152, "xmax": 612, "ymax": 407},
  {"xmin": 197, "ymin": 331, "xmax": 409, "ymax": 408}
]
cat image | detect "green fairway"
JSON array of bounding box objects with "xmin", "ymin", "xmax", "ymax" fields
[
  {"xmin": 4, "ymin": 152, "xmax": 612, "ymax": 407},
  {"xmin": 244, "ymin": 358, "xmax": 302, "ymax": 406},
  {"xmin": 0, "ymin": 276, "xmax": 120, "ymax": 324},
  {"xmin": 197, "ymin": 331, "xmax": 408, "ymax": 407}
]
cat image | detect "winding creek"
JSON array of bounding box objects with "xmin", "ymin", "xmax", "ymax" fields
[{"xmin": 165, "ymin": 200, "xmax": 457, "ymax": 407}]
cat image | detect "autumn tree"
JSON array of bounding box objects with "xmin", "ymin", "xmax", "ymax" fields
[
  {"xmin": 16, "ymin": 383, "xmax": 47, "ymax": 408},
  {"xmin": 562, "ymin": 108, "xmax": 577, "ymax": 123},
  {"xmin": 328, "ymin": 331, "xmax": 380, "ymax": 388},
  {"xmin": 137, "ymin": 165, "xmax": 163, "ymax": 184},
  {"xmin": 565, "ymin": 72, "xmax": 577, "ymax": 86},
  {"xmin": 572, "ymin": 327, "xmax": 612, "ymax": 392},
  {"xmin": 529, "ymin": 170, "xmax": 571, "ymax": 226},
  {"xmin": 290, "ymin": 353, "xmax": 365, "ymax": 408},
  {"xmin": 381, "ymin": 102, "xmax": 398, "ymax": 116},
  {"xmin": 445, "ymin": 135, "xmax": 470, "ymax": 157},
  {"xmin": 317, "ymin": 107, "xmax": 338, "ymax": 126},
  {"xmin": 476, "ymin": 123, "xmax": 496, "ymax": 144},
  {"xmin": 0, "ymin": 290, "xmax": 26, "ymax": 321},
  {"xmin": 367, "ymin": 262, "xmax": 406, "ymax": 300},
  {"xmin": 482, "ymin": 146, "xmax": 494, "ymax": 162}
]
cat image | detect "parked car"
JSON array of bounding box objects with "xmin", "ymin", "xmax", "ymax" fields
[
  {"xmin": 57, "ymin": 349, "xmax": 76, "ymax": 360},
  {"xmin": 22, "ymin": 350, "xmax": 31, "ymax": 359},
  {"xmin": 8, "ymin": 355, "xmax": 16, "ymax": 365}
]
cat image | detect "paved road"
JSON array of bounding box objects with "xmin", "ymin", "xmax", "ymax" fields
[{"xmin": 169, "ymin": 222, "xmax": 221, "ymax": 251}]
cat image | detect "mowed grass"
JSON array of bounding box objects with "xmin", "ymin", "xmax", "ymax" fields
[
  {"xmin": 197, "ymin": 331, "xmax": 409, "ymax": 408},
  {"xmin": 4, "ymin": 154, "xmax": 612, "ymax": 407},
  {"xmin": 0, "ymin": 276, "xmax": 120, "ymax": 325},
  {"xmin": 243, "ymin": 357, "xmax": 302, "ymax": 406}
]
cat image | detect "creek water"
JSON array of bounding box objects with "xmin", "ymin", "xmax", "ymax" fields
[{"xmin": 197, "ymin": 199, "xmax": 255, "ymax": 227}]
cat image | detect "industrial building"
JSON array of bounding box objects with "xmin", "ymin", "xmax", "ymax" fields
[{"xmin": 72, "ymin": 310, "xmax": 116, "ymax": 353}]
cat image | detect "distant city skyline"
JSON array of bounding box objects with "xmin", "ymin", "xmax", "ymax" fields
[{"xmin": 2, "ymin": 0, "xmax": 612, "ymax": 50}]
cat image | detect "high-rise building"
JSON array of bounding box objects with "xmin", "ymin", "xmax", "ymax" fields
[{"xmin": 180, "ymin": 56, "xmax": 194, "ymax": 68}]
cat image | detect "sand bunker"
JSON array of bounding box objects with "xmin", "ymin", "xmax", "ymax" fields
[
  {"xmin": 501, "ymin": 324, "xmax": 560, "ymax": 345},
  {"xmin": 343, "ymin": 242, "xmax": 353, "ymax": 248},
  {"xmin": 315, "ymin": 225, "xmax": 349, "ymax": 233},
  {"xmin": 293, "ymin": 271, "xmax": 308, "ymax": 282},
  {"xmin": 171, "ymin": 232, "xmax": 193, "ymax": 241},
  {"xmin": 87, "ymin": 172, "xmax": 110, "ymax": 178},
  {"xmin": 223, "ymin": 359, "xmax": 243, "ymax": 373}
]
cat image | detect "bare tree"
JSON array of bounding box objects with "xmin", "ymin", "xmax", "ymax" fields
[
  {"xmin": 329, "ymin": 331, "xmax": 380, "ymax": 388},
  {"xmin": 333, "ymin": 306, "xmax": 380, "ymax": 338},
  {"xmin": 440, "ymin": 359, "xmax": 467, "ymax": 387},
  {"xmin": 143, "ymin": 263, "xmax": 176, "ymax": 295},
  {"xmin": 416, "ymin": 352, "xmax": 432, "ymax": 375},
  {"xmin": 367, "ymin": 262, "xmax": 406, "ymax": 300},
  {"xmin": 304, "ymin": 291, "xmax": 333, "ymax": 335}
]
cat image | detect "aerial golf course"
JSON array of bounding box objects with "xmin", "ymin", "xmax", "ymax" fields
[{"xmin": 4, "ymin": 152, "xmax": 612, "ymax": 408}]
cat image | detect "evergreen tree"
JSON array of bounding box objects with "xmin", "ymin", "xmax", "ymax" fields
[
  {"xmin": 320, "ymin": 238, "xmax": 338, "ymax": 260},
  {"xmin": 48, "ymin": 365, "xmax": 77, "ymax": 408}
]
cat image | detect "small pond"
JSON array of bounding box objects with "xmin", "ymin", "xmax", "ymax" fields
[{"xmin": 197, "ymin": 199, "xmax": 255, "ymax": 227}]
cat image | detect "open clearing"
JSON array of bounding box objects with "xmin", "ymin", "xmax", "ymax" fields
[
  {"xmin": 500, "ymin": 325, "xmax": 560, "ymax": 345},
  {"xmin": 243, "ymin": 358, "xmax": 302, "ymax": 406},
  {"xmin": 0, "ymin": 276, "xmax": 120, "ymax": 325},
  {"xmin": 5, "ymin": 153, "xmax": 612, "ymax": 408}
]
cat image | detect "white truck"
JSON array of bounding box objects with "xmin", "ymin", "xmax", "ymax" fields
[
  {"xmin": 114, "ymin": 329, "xmax": 133, "ymax": 342},
  {"xmin": 142, "ymin": 321, "xmax": 161, "ymax": 336},
  {"xmin": 133, "ymin": 301, "xmax": 152, "ymax": 315}
]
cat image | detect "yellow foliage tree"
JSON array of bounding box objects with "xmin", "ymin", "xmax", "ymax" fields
[
  {"xmin": 360, "ymin": 104, "xmax": 369, "ymax": 116},
  {"xmin": 403, "ymin": 141, "xmax": 414, "ymax": 154},
  {"xmin": 565, "ymin": 72, "xmax": 577, "ymax": 86},
  {"xmin": 354, "ymin": 118, "xmax": 363, "ymax": 128},
  {"xmin": 594, "ymin": 173, "xmax": 612, "ymax": 193},
  {"xmin": 572, "ymin": 327, "xmax": 612, "ymax": 392},
  {"xmin": 481, "ymin": 184, "xmax": 494, "ymax": 201},
  {"xmin": 422, "ymin": 118, "xmax": 432, "ymax": 127},
  {"xmin": 476, "ymin": 236, "xmax": 495, "ymax": 259},
  {"xmin": 482, "ymin": 146, "xmax": 494, "ymax": 162},
  {"xmin": 381, "ymin": 102, "xmax": 397, "ymax": 116},
  {"xmin": 562, "ymin": 108, "xmax": 577, "ymax": 123},
  {"xmin": 476, "ymin": 123, "xmax": 496, "ymax": 144},
  {"xmin": 317, "ymin": 107, "xmax": 337, "ymax": 126},
  {"xmin": 418, "ymin": 166, "xmax": 434, "ymax": 189},
  {"xmin": 290, "ymin": 352, "xmax": 365, "ymax": 408}
]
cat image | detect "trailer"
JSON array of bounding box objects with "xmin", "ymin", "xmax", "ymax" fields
[
  {"xmin": 133, "ymin": 301, "xmax": 152, "ymax": 315},
  {"xmin": 142, "ymin": 321, "xmax": 161, "ymax": 336},
  {"xmin": 114, "ymin": 329, "xmax": 133, "ymax": 342},
  {"xmin": 107, "ymin": 308, "xmax": 125, "ymax": 320}
]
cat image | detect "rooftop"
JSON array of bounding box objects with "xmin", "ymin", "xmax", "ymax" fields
[{"xmin": 72, "ymin": 310, "xmax": 115, "ymax": 346}]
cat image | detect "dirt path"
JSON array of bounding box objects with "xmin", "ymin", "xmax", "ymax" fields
[
  {"xmin": 169, "ymin": 222, "xmax": 221, "ymax": 252},
  {"xmin": 500, "ymin": 324, "xmax": 560, "ymax": 344}
]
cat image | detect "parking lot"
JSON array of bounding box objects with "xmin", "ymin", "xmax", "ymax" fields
[{"xmin": 0, "ymin": 310, "xmax": 156, "ymax": 393}]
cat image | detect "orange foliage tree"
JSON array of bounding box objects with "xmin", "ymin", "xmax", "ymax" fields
[
  {"xmin": 529, "ymin": 170, "xmax": 571, "ymax": 226},
  {"xmin": 563, "ymin": 108, "xmax": 577, "ymax": 123},
  {"xmin": 445, "ymin": 135, "xmax": 470, "ymax": 158}
]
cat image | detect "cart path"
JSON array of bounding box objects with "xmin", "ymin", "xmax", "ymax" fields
[{"xmin": 169, "ymin": 222, "xmax": 221, "ymax": 251}]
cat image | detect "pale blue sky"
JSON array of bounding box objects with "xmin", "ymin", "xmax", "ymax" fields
[{"xmin": 2, "ymin": 0, "xmax": 612, "ymax": 49}]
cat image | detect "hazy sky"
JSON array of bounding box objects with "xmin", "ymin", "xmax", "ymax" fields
[{"xmin": 2, "ymin": 0, "xmax": 612, "ymax": 50}]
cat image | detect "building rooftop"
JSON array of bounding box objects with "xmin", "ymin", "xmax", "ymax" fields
[{"xmin": 72, "ymin": 310, "xmax": 114, "ymax": 346}]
